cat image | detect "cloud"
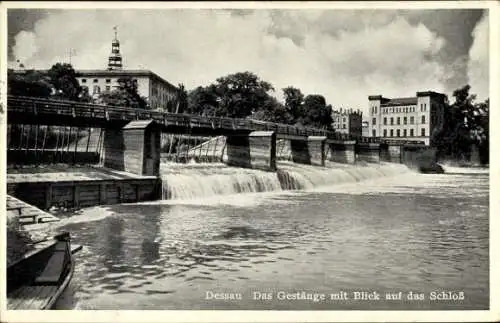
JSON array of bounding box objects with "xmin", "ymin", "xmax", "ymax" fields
[
  {"xmin": 467, "ymin": 11, "xmax": 489, "ymax": 101},
  {"xmin": 8, "ymin": 9, "xmax": 483, "ymax": 115}
]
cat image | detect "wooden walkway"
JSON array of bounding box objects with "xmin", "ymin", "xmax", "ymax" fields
[{"xmin": 7, "ymin": 195, "xmax": 60, "ymax": 225}]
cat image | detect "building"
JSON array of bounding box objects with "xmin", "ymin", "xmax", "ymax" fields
[
  {"xmin": 368, "ymin": 91, "xmax": 448, "ymax": 146},
  {"xmin": 76, "ymin": 69, "xmax": 179, "ymax": 111},
  {"xmin": 76, "ymin": 27, "xmax": 179, "ymax": 111},
  {"xmin": 331, "ymin": 108, "xmax": 363, "ymax": 137}
]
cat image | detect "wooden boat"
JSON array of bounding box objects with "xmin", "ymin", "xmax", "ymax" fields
[{"xmin": 7, "ymin": 231, "xmax": 82, "ymax": 310}]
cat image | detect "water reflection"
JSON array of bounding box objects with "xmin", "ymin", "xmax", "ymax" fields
[{"xmin": 59, "ymin": 171, "xmax": 488, "ymax": 310}]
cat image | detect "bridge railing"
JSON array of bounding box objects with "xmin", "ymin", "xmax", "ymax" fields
[{"xmin": 8, "ymin": 95, "xmax": 383, "ymax": 143}]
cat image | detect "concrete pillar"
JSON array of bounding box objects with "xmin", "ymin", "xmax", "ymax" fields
[
  {"xmin": 103, "ymin": 120, "xmax": 161, "ymax": 177},
  {"xmin": 226, "ymin": 131, "xmax": 276, "ymax": 171},
  {"xmin": 380, "ymin": 143, "xmax": 402, "ymax": 163},
  {"xmin": 327, "ymin": 140, "xmax": 356, "ymax": 164},
  {"xmin": 288, "ymin": 136, "xmax": 327, "ymax": 166},
  {"xmin": 356, "ymin": 142, "xmax": 380, "ymax": 163},
  {"xmin": 402, "ymin": 144, "xmax": 442, "ymax": 173}
]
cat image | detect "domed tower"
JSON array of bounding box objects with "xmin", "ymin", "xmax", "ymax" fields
[{"xmin": 108, "ymin": 26, "xmax": 123, "ymax": 70}]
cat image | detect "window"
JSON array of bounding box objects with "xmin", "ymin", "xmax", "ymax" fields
[
  {"xmin": 93, "ymin": 85, "xmax": 100, "ymax": 94},
  {"xmin": 343, "ymin": 124, "xmax": 346, "ymax": 129},
  {"xmin": 403, "ymin": 117, "xmax": 407, "ymax": 125},
  {"xmin": 93, "ymin": 79, "xmax": 98, "ymax": 83},
  {"xmin": 372, "ymin": 118, "xmax": 376, "ymax": 125},
  {"xmin": 410, "ymin": 129, "xmax": 414, "ymax": 137},
  {"xmin": 397, "ymin": 129, "xmax": 400, "ymax": 137},
  {"xmin": 410, "ymin": 116, "xmax": 414, "ymax": 124},
  {"xmin": 403, "ymin": 129, "xmax": 407, "ymax": 137},
  {"xmin": 383, "ymin": 129, "xmax": 387, "ymax": 137},
  {"xmin": 390, "ymin": 117, "xmax": 394, "ymax": 125},
  {"xmin": 421, "ymin": 115, "xmax": 426, "ymax": 124},
  {"xmin": 384, "ymin": 117, "xmax": 387, "ymax": 125},
  {"xmin": 421, "ymin": 128, "xmax": 426, "ymax": 137},
  {"xmin": 397, "ymin": 117, "xmax": 400, "ymax": 125},
  {"xmin": 81, "ymin": 79, "xmax": 87, "ymax": 83},
  {"xmin": 105, "ymin": 86, "xmax": 110, "ymax": 91},
  {"xmin": 106, "ymin": 79, "xmax": 111, "ymax": 83},
  {"xmin": 372, "ymin": 129, "xmax": 376, "ymax": 137},
  {"xmin": 390, "ymin": 129, "xmax": 394, "ymax": 137},
  {"xmin": 343, "ymin": 118, "xmax": 346, "ymax": 122}
]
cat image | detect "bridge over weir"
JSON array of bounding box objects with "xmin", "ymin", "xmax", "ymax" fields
[{"xmin": 7, "ymin": 96, "xmax": 433, "ymax": 175}]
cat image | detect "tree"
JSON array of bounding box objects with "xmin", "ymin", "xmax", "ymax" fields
[
  {"xmin": 433, "ymin": 85, "xmax": 489, "ymax": 164},
  {"xmin": 47, "ymin": 63, "xmax": 82, "ymax": 101},
  {"xmin": 99, "ymin": 77, "xmax": 147, "ymax": 109},
  {"xmin": 186, "ymin": 85, "xmax": 219, "ymax": 116},
  {"xmin": 174, "ymin": 83, "xmax": 188, "ymax": 113},
  {"xmin": 7, "ymin": 69, "xmax": 52, "ymax": 98},
  {"xmin": 282, "ymin": 86, "xmax": 305, "ymax": 124},
  {"xmin": 302, "ymin": 94, "xmax": 333, "ymax": 129}
]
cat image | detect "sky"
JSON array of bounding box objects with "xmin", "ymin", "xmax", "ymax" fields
[{"xmin": 7, "ymin": 7, "xmax": 490, "ymax": 116}]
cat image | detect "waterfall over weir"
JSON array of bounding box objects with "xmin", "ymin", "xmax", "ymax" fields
[{"xmin": 160, "ymin": 161, "xmax": 411, "ymax": 200}]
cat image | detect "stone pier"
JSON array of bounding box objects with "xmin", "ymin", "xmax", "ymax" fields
[
  {"xmin": 380, "ymin": 143, "xmax": 402, "ymax": 163},
  {"xmin": 288, "ymin": 136, "xmax": 327, "ymax": 166},
  {"xmin": 356, "ymin": 143, "xmax": 381, "ymax": 163},
  {"xmin": 327, "ymin": 140, "xmax": 356, "ymax": 164},
  {"xmin": 226, "ymin": 131, "xmax": 277, "ymax": 171},
  {"xmin": 103, "ymin": 120, "xmax": 162, "ymax": 177}
]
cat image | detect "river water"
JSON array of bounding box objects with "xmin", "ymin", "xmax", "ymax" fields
[{"xmin": 52, "ymin": 162, "xmax": 489, "ymax": 310}]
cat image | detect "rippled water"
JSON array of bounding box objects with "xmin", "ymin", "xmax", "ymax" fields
[{"xmin": 52, "ymin": 164, "xmax": 488, "ymax": 310}]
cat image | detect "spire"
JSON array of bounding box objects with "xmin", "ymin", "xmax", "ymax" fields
[{"xmin": 108, "ymin": 26, "xmax": 123, "ymax": 70}]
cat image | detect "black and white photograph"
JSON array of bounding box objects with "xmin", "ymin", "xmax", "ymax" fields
[{"xmin": 1, "ymin": 1, "xmax": 497, "ymax": 322}]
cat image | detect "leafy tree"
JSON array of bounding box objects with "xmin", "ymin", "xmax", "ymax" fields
[
  {"xmin": 99, "ymin": 77, "xmax": 147, "ymax": 109},
  {"xmin": 7, "ymin": 69, "xmax": 52, "ymax": 98},
  {"xmin": 47, "ymin": 63, "xmax": 82, "ymax": 101},
  {"xmin": 187, "ymin": 85, "xmax": 219, "ymax": 116},
  {"xmin": 302, "ymin": 94, "xmax": 334, "ymax": 129},
  {"xmin": 187, "ymin": 71, "xmax": 276, "ymax": 118},
  {"xmin": 252, "ymin": 96, "xmax": 291, "ymax": 124},
  {"xmin": 282, "ymin": 86, "xmax": 305, "ymax": 124},
  {"xmin": 174, "ymin": 83, "xmax": 188, "ymax": 113},
  {"xmin": 433, "ymin": 85, "xmax": 489, "ymax": 164}
]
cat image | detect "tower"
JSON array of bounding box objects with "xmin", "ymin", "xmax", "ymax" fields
[{"xmin": 108, "ymin": 26, "xmax": 123, "ymax": 70}]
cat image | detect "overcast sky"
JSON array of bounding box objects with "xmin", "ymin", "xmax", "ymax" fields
[{"xmin": 7, "ymin": 8, "xmax": 489, "ymax": 114}]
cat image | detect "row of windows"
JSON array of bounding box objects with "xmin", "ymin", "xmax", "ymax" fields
[
  {"xmin": 371, "ymin": 106, "xmax": 378, "ymax": 114},
  {"xmin": 82, "ymin": 85, "xmax": 114, "ymax": 94},
  {"xmin": 373, "ymin": 116, "xmax": 426, "ymax": 125},
  {"xmin": 381, "ymin": 106, "xmax": 416, "ymax": 114},
  {"xmin": 81, "ymin": 78, "xmax": 137, "ymax": 84},
  {"xmin": 333, "ymin": 124, "xmax": 347, "ymax": 129},
  {"xmin": 420, "ymin": 103, "xmax": 428, "ymax": 112},
  {"xmin": 372, "ymin": 128, "xmax": 426, "ymax": 137}
]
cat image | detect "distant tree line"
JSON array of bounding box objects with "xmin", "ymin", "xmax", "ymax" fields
[{"xmin": 186, "ymin": 71, "xmax": 334, "ymax": 130}]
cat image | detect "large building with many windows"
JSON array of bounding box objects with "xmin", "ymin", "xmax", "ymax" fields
[
  {"xmin": 331, "ymin": 108, "xmax": 363, "ymax": 137},
  {"xmin": 76, "ymin": 27, "xmax": 179, "ymax": 111},
  {"xmin": 368, "ymin": 91, "xmax": 448, "ymax": 146},
  {"xmin": 76, "ymin": 69, "xmax": 179, "ymax": 111}
]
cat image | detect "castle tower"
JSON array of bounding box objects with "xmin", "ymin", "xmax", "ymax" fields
[{"xmin": 107, "ymin": 26, "xmax": 123, "ymax": 70}]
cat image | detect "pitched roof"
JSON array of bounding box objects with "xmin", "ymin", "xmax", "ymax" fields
[{"xmin": 122, "ymin": 120, "xmax": 156, "ymax": 130}]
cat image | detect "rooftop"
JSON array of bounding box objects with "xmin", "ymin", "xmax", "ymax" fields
[
  {"xmin": 76, "ymin": 69, "xmax": 178, "ymax": 90},
  {"xmin": 381, "ymin": 97, "xmax": 417, "ymax": 107}
]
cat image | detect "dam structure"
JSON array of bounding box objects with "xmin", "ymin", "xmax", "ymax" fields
[{"xmin": 6, "ymin": 95, "xmax": 438, "ymax": 211}]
